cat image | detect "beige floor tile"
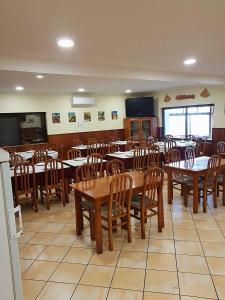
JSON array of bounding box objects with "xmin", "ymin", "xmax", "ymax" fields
[
  {"xmin": 202, "ymin": 242, "xmax": 225, "ymax": 257},
  {"xmin": 192, "ymin": 213, "xmax": 215, "ymax": 220},
  {"xmin": 50, "ymin": 262, "xmax": 85, "ymax": 283},
  {"xmin": 178, "ymin": 272, "xmax": 217, "ymax": 299},
  {"xmin": 175, "ymin": 241, "xmax": 204, "ymax": 256},
  {"xmin": 50, "ymin": 233, "xmax": 77, "ymax": 246},
  {"xmin": 103, "ymin": 237, "xmax": 125, "ymax": 251},
  {"xmin": 22, "ymin": 279, "xmax": 46, "ymax": 300},
  {"xmin": 111, "ymin": 267, "xmax": 145, "ymax": 291},
  {"xmin": 213, "ymin": 275, "xmax": 225, "ymax": 299},
  {"xmin": 89, "ymin": 250, "xmax": 120, "ymax": 266},
  {"xmin": 37, "ymin": 245, "xmax": 70, "ymax": 262},
  {"xmin": 122, "ymin": 238, "xmax": 148, "ymax": 252},
  {"xmin": 145, "ymin": 270, "xmax": 179, "ymax": 294},
  {"xmin": 195, "ymin": 220, "xmax": 219, "ymax": 230},
  {"xmin": 198, "ymin": 229, "xmax": 225, "ymax": 242},
  {"xmin": 148, "ymin": 239, "xmax": 175, "ymax": 254},
  {"xmin": 108, "ymin": 288, "xmax": 143, "ymax": 300},
  {"xmin": 80, "ymin": 265, "xmax": 114, "ymax": 287},
  {"xmin": 40, "ymin": 223, "xmax": 65, "ymax": 233},
  {"xmin": 28, "ymin": 232, "xmax": 56, "ymax": 245},
  {"xmin": 172, "ymin": 212, "xmax": 192, "ymax": 220},
  {"xmin": 22, "ymin": 260, "xmax": 58, "ymax": 281},
  {"xmin": 174, "ymin": 229, "xmax": 199, "ymax": 241},
  {"xmin": 63, "ymin": 247, "xmax": 94, "ymax": 264},
  {"xmin": 71, "ymin": 285, "xmax": 108, "ymax": 300},
  {"xmin": 207, "ymin": 257, "xmax": 225, "ymax": 276},
  {"xmin": 19, "ymin": 244, "xmax": 46, "ymax": 259},
  {"xmin": 73, "ymin": 235, "xmax": 96, "ymax": 249},
  {"xmin": 147, "ymin": 253, "xmax": 177, "ymax": 271},
  {"xmin": 150, "ymin": 228, "xmax": 174, "ymax": 240},
  {"xmin": 217, "ymin": 220, "xmax": 225, "ymax": 230},
  {"xmin": 151, "ymin": 218, "xmax": 172, "ymax": 229},
  {"xmin": 50, "ymin": 214, "xmax": 73, "ymax": 223},
  {"xmin": 37, "ymin": 282, "xmax": 76, "ymax": 300},
  {"xmin": 32, "ymin": 214, "xmax": 54, "ymax": 223},
  {"xmin": 18, "ymin": 231, "xmax": 36, "ymax": 243},
  {"xmin": 23, "ymin": 222, "xmax": 46, "ymax": 232},
  {"xmin": 176, "ymin": 255, "xmax": 209, "ymax": 274},
  {"xmin": 20, "ymin": 259, "xmax": 34, "ymax": 274},
  {"xmin": 173, "ymin": 220, "xmax": 195, "ymax": 229},
  {"xmin": 144, "ymin": 292, "xmax": 180, "ymax": 300},
  {"xmin": 213, "ymin": 212, "xmax": 225, "ymax": 221},
  {"xmin": 181, "ymin": 297, "xmax": 215, "ymax": 300},
  {"xmin": 22, "ymin": 214, "xmax": 37, "ymax": 222},
  {"xmin": 117, "ymin": 250, "xmax": 147, "ymax": 269},
  {"xmin": 60, "ymin": 223, "xmax": 76, "ymax": 234}
]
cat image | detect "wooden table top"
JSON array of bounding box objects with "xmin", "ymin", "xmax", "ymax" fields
[{"xmin": 70, "ymin": 170, "xmax": 145, "ymax": 200}]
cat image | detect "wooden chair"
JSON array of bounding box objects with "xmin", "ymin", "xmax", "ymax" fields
[
  {"xmin": 2, "ymin": 146, "xmax": 16, "ymax": 153},
  {"xmin": 164, "ymin": 134, "xmax": 174, "ymax": 140},
  {"xmin": 31, "ymin": 149, "xmax": 48, "ymax": 164},
  {"xmin": 164, "ymin": 140, "xmax": 176, "ymax": 154},
  {"xmin": 217, "ymin": 141, "xmax": 225, "ymax": 154},
  {"xmin": 98, "ymin": 140, "xmax": 108, "ymax": 156},
  {"xmin": 147, "ymin": 136, "xmax": 155, "ymax": 146},
  {"xmin": 184, "ymin": 155, "xmax": 221, "ymax": 212},
  {"xmin": 125, "ymin": 139, "xmax": 136, "ymax": 151},
  {"xmin": 41, "ymin": 159, "xmax": 65, "ymax": 210},
  {"xmin": 13, "ymin": 162, "xmax": 38, "ymax": 212},
  {"xmin": 87, "ymin": 143, "xmax": 98, "ymax": 155},
  {"xmin": 184, "ymin": 146, "xmax": 195, "ymax": 160},
  {"xmin": 165, "ymin": 148, "xmax": 181, "ymax": 164},
  {"xmin": 130, "ymin": 167, "xmax": 164, "ymax": 239},
  {"xmin": 146, "ymin": 145, "xmax": 160, "ymax": 169},
  {"xmin": 187, "ymin": 135, "xmax": 196, "ymax": 141},
  {"xmin": 217, "ymin": 169, "xmax": 225, "ymax": 206},
  {"xmin": 106, "ymin": 159, "xmax": 125, "ymax": 176},
  {"xmin": 107, "ymin": 144, "xmax": 118, "ymax": 154},
  {"xmin": 101, "ymin": 173, "xmax": 133, "ymax": 250},
  {"xmin": 67, "ymin": 148, "xmax": 81, "ymax": 160},
  {"xmin": 10, "ymin": 153, "xmax": 24, "ymax": 167},
  {"xmin": 87, "ymin": 153, "xmax": 103, "ymax": 177},
  {"xmin": 195, "ymin": 137, "xmax": 208, "ymax": 157},
  {"xmin": 133, "ymin": 147, "xmax": 146, "ymax": 171}
]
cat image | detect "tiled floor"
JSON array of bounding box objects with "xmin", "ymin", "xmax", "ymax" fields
[{"xmin": 18, "ymin": 183, "xmax": 225, "ymax": 300}]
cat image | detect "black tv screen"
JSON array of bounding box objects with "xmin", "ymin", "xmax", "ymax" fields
[{"xmin": 125, "ymin": 97, "xmax": 154, "ymax": 117}]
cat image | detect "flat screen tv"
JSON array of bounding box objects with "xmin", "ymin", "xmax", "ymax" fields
[{"xmin": 125, "ymin": 97, "xmax": 154, "ymax": 117}]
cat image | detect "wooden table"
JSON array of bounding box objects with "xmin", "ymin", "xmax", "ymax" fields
[
  {"xmin": 164, "ymin": 156, "xmax": 225, "ymax": 214},
  {"xmin": 70, "ymin": 171, "xmax": 161, "ymax": 254}
]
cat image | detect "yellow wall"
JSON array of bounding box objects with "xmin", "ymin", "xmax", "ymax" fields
[
  {"xmin": 152, "ymin": 86, "xmax": 225, "ymax": 128},
  {"xmin": 0, "ymin": 93, "xmax": 126, "ymax": 135}
]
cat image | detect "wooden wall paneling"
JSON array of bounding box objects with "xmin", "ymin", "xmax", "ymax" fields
[{"xmin": 212, "ymin": 128, "xmax": 225, "ymax": 154}]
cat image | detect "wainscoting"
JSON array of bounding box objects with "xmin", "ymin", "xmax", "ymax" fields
[{"xmin": 212, "ymin": 128, "xmax": 225, "ymax": 153}]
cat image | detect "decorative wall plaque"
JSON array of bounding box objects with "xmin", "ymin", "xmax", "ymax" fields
[
  {"xmin": 200, "ymin": 88, "xmax": 210, "ymax": 98},
  {"xmin": 175, "ymin": 94, "xmax": 195, "ymax": 100},
  {"xmin": 163, "ymin": 94, "xmax": 171, "ymax": 102}
]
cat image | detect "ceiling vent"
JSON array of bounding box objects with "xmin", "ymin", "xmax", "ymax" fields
[{"xmin": 71, "ymin": 97, "xmax": 95, "ymax": 107}]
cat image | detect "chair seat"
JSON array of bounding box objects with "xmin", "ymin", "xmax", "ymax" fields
[
  {"xmin": 101, "ymin": 203, "xmax": 127, "ymax": 218},
  {"xmin": 81, "ymin": 198, "xmax": 94, "ymax": 210},
  {"xmin": 217, "ymin": 175, "xmax": 224, "ymax": 184},
  {"xmin": 131, "ymin": 194, "xmax": 158, "ymax": 209},
  {"xmin": 173, "ymin": 175, "xmax": 192, "ymax": 184}
]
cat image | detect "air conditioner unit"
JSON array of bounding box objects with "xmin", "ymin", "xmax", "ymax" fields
[{"xmin": 71, "ymin": 97, "xmax": 95, "ymax": 107}]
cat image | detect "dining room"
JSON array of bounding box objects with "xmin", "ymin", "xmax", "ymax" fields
[{"xmin": 0, "ymin": 1, "xmax": 225, "ymax": 300}]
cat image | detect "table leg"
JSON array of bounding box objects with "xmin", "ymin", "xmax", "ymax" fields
[
  {"xmin": 157, "ymin": 185, "xmax": 164, "ymax": 229},
  {"xmin": 74, "ymin": 190, "xmax": 82, "ymax": 235},
  {"xmin": 64, "ymin": 179, "xmax": 69, "ymax": 203},
  {"xmin": 95, "ymin": 201, "xmax": 103, "ymax": 254},
  {"xmin": 193, "ymin": 174, "xmax": 199, "ymax": 214},
  {"xmin": 167, "ymin": 171, "xmax": 173, "ymax": 204}
]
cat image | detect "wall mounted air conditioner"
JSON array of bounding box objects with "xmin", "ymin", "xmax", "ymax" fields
[{"xmin": 71, "ymin": 97, "xmax": 95, "ymax": 107}]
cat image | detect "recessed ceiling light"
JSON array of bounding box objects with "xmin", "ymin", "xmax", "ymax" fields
[
  {"xmin": 125, "ymin": 89, "xmax": 132, "ymax": 93},
  {"xmin": 183, "ymin": 58, "xmax": 197, "ymax": 65},
  {"xmin": 78, "ymin": 88, "xmax": 85, "ymax": 92},
  {"xmin": 15, "ymin": 86, "xmax": 24, "ymax": 91},
  {"xmin": 57, "ymin": 38, "xmax": 74, "ymax": 48},
  {"xmin": 36, "ymin": 74, "xmax": 44, "ymax": 79}
]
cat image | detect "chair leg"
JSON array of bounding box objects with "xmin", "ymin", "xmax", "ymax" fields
[
  {"xmin": 32, "ymin": 193, "xmax": 38, "ymax": 213},
  {"xmin": 213, "ymin": 185, "xmax": 217, "ymax": 209},
  {"xmin": 45, "ymin": 190, "xmax": 50, "ymax": 210},
  {"xmin": 183, "ymin": 185, "xmax": 188, "ymax": 207},
  {"xmin": 140, "ymin": 209, "xmax": 145, "ymax": 239},
  {"xmin": 90, "ymin": 211, "xmax": 96, "ymax": 241},
  {"xmin": 108, "ymin": 222, "xmax": 113, "ymax": 251},
  {"xmin": 223, "ymin": 182, "xmax": 225, "ymax": 206},
  {"xmin": 202, "ymin": 189, "xmax": 207, "ymax": 213},
  {"xmin": 127, "ymin": 212, "xmax": 132, "ymax": 243}
]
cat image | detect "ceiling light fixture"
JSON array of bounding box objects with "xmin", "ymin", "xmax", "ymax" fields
[
  {"xmin": 183, "ymin": 58, "xmax": 197, "ymax": 65},
  {"xmin": 78, "ymin": 88, "xmax": 85, "ymax": 92},
  {"xmin": 57, "ymin": 38, "xmax": 74, "ymax": 48},
  {"xmin": 36, "ymin": 74, "xmax": 44, "ymax": 79},
  {"xmin": 15, "ymin": 86, "xmax": 24, "ymax": 91},
  {"xmin": 125, "ymin": 89, "xmax": 132, "ymax": 93}
]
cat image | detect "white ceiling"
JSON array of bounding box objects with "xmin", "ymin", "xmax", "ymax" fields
[{"xmin": 0, "ymin": 0, "xmax": 224, "ymax": 94}]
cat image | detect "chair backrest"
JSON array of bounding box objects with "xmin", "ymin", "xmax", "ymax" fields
[
  {"xmin": 184, "ymin": 146, "xmax": 195, "ymax": 160},
  {"xmin": 44, "ymin": 159, "xmax": 64, "ymax": 187},
  {"xmin": 67, "ymin": 148, "xmax": 81, "ymax": 160},
  {"xmin": 106, "ymin": 159, "xmax": 125, "ymax": 176},
  {"xmin": 195, "ymin": 138, "xmax": 203, "ymax": 157},
  {"xmin": 147, "ymin": 136, "xmax": 155, "ymax": 146},
  {"xmin": 10, "ymin": 153, "xmax": 24, "ymax": 167},
  {"xmin": 164, "ymin": 134, "xmax": 174, "ymax": 141},
  {"xmin": 2, "ymin": 146, "xmax": 16, "ymax": 153},
  {"xmin": 87, "ymin": 143, "xmax": 98, "ymax": 155},
  {"xmin": 187, "ymin": 135, "xmax": 196, "ymax": 141},
  {"xmin": 133, "ymin": 147, "xmax": 146, "ymax": 171},
  {"xmin": 72, "ymin": 139, "xmax": 80, "ymax": 146},
  {"xmin": 75, "ymin": 164, "xmax": 97, "ymax": 182},
  {"xmin": 164, "ymin": 140, "xmax": 177, "ymax": 153},
  {"xmin": 109, "ymin": 173, "xmax": 133, "ymax": 217},
  {"xmin": 32, "ymin": 149, "xmax": 48, "ymax": 164},
  {"xmin": 205, "ymin": 154, "xmax": 221, "ymax": 188},
  {"xmin": 217, "ymin": 141, "xmax": 225, "ymax": 154},
  {"xmin": 146, "ymin": 145, "xmax": 160, "ymax": 169},
  {"xmin": 125, "ymin": 139, "xmax": 136, "ymax": 151},
  {"xmin": 141, "ymin": 167, "xmax": 164, "ymax": 209},
  {"xmin": 98, "ymin": 140, "xmax": 108, "ymax": 155},
  {"xmin": 87, "ymin": 153, "xmax": 103, "ymax": 177},
  {"xmin": 107, "ymin": 144, "xmax": 118, "ymax": 154},
  {"xmin": 139, "ymin": 138, "xmax": 147, "ymax": 147},
  {"xmin": 14, "ymin": 162, "xmax": 36, "ymax": 195},
  {"xmin": 165, "ymin": 148, "xmax": 181, "ymax": 163}
]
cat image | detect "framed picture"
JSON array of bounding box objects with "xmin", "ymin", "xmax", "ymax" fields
[
  {"xmin": 98, "ymin": 111, "xmax": 105, "ymax": 121},
  {"xmin": 68, "ymin": 112, "xmax": 76, "ymax": 122},
  {"xmin": 84, "ymin": 112, "xmax": 91, "ymax": 122},
  {"xmin": 111, "ymin": 111, "xmax": 118, "ymax": 120},
  {"xmin": 52, "ymin": 113, "xmax": 61, "ymax": 123}
]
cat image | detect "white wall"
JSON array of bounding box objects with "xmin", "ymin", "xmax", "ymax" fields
[
  {"xmin": 0, "ymin": 93, "xmax": 126, "ymax": 135},
  {"xmin": 152, "ymin": 86, "xmax": 225, "ymax": 128}
]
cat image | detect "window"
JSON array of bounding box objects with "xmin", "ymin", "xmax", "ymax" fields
[{"xmin": 162, "ymin": 104, "xmax": 214, "ymax": 139}]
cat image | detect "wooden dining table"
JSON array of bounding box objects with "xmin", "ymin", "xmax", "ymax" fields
[
  {"xmin": 164, "ymin": 156, "xmax": 225, "ymax": 214},
  {"xmin": 70, "ymin": 170, "xmax": 163, "ymax": 254}
]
